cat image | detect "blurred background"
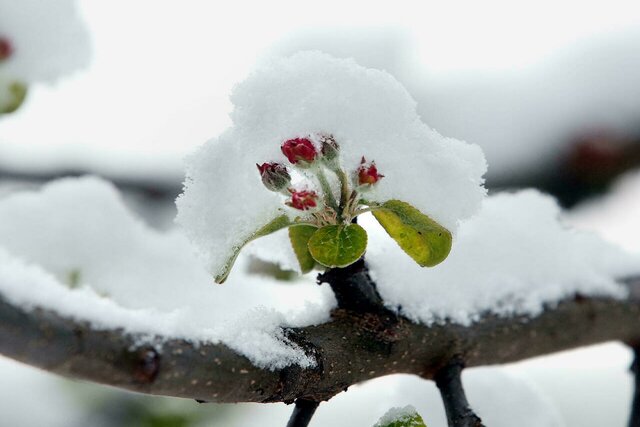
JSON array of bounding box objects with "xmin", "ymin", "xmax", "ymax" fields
[{"xmin": 2, "ymin": 0, "xmax": 640, "ymax": 425}]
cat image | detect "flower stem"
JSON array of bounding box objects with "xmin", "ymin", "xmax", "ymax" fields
[
  {"xmin": 316, "ymin": 167, "xmax": 339, "ymax": 213},
  {"xmin": 337, "ymin": 169, "xmax": 350, "ymax": 212}
]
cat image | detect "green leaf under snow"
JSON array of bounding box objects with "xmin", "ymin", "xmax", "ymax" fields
[
  {"xmin": 373, "ymin": 406, "xmax": 427, "ymax": 427},
  {"xmin": 0, "ymin": 81, "xmax": 28, "ymax": 115},
  {"xmin": 372, "ymin": 200, "xmax": 452, "ymax": 267},
  {"xmin": 307, "ymin": 224, "xmax": 367, "ymax": 268},
  {"xmin": 215, "ymin": 214, "xmax": 293, "ymax": 284},
  {"xmin": 289, "ymin": 225, "xmax": 318, "ymax": 273}
]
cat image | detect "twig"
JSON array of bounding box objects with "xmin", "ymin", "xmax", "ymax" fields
[
  {"xmin": 629, "ymin": 346, "xmax": 640, "ymax": 427},
  {"xmin": 286, "ymin": 399, "xmax": 320, "ymax": 427},
  {"xmin": 434, "ymin": 358, "xmax": 484, "ymax": 427}
]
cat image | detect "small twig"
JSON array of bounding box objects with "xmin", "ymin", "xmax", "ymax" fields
[
  {"xmin": 629, "ymin": 346, "xmax": 640, "ymax": 427},
  {"xmin": 286, "ymin": 399, "xmax": 320, "ymax": 427},
  {"xmin": 434, "ymin": 358, "xmax": 484, "ymax": 427}
]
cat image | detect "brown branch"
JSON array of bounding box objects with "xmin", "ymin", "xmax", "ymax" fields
[{"xmin": 1, "ymin": 277, "xmax": 640, "ymax": 404}]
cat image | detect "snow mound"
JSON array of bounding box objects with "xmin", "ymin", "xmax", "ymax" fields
[
  {"xmin": 0, "ymin": 177, "xmax": 334, "ymax": 369},
  {"xmin": 0, "ymin": 0, "xmax": 91, "ymax": 83},
  {"xmin": 366, "ymin": 190, "xmax": 640, "ymax": 325},
  {"xmin": 176, "ymin": 51, "xmax": 487, "ymax": 278}
]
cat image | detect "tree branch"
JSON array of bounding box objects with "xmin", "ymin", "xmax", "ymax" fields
[
  {"xmin": 286, "ymin": 399, "xmax": 320, "ymax": 427},
  {"xmin": 629, "ymin": 346, "xmax": 640, "ymax": 427},
  {"xmin": 1, "ymin": 277, "xmax": 640, "ymax": 404},
  {"xmin": 434, "ymin": 358, "xmax": 484, "ymax": 427}
]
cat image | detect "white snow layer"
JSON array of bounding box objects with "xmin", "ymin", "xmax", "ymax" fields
[
  {"xmin": 0, "ymin": 177, "xmax": 333, "ymax": 369},
  {"xmin": 0, "ymin": 0, "xmax": 91, "ymax": 83},
  {"xmin": 366, "ymin": 190, "xmax": 640, "ymax": 325},
  {"xmin": 176, "ymin": 51, "xmax": 487, "ymax": 278}
]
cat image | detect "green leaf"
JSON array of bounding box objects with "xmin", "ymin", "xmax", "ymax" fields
[
  {"xmin": 372, "ymin": 200, "xmax": 452, "ymax": 267},
  {"xmin": 215, "ymin": 214, "xmax": 292, "ymax": 284},
  {"xmin": 374, "ymin": 406, "xmax": 427, "ymax": 427},
  {"xmin": 307, "ymin": 224, "xmax": 367, "ymax": 268},
  {"xmin": 0, "ymin": 81, "xmax": 28, "ymax": 115},
  {"xmin": 289, "ymin": 225, "xmax": 318, "ymax": 273}
]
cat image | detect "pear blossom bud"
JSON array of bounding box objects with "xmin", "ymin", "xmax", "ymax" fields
[
  {"xmin": 256, "ymin": 162, "xmax": 291, "ymax": 192},
  {"xmin": 281, "ymin": 138, "xmax": 317, "ymax": 165},
  {"xmin": 357, "ymin": 157, "xmax": 384, "ymax": 186},
  {"xmin": 286, "ymin": 189, "xmax": 318, "ymax": 210},
  {"xmin": 0, "ymin": 37, "xmax": 13, "ymax": 62},
  {"xmin": 320, "ymin": 134, "xmax": 340, "ymax": 162}
]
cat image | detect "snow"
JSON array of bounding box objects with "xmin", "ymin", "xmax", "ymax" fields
[
  {"xmin": 0, "ymin": 0, "xmax": 90, "ymax": 84},
  {"xmin": 176, "ymin": 51, "xmax": 487, "ymax": 278},
  {"xmin": 272, "ymin": 28, "xmax": 640, "ymax": 180},
  {"xmin": 366, "ymin": 190, "xmax": 640, "ymax": 325},
  {"xmin": 569, "ymin": 170, "xmax": 640, "ymax": 254},
  {"xmin": 0, "ymin": 177, "xmax": 333, "ymax": 369}
]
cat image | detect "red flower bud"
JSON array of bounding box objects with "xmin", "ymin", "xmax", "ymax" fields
[
  {"xmin": 0, "ymin": 37, "xmax": 13, "ymax": 62},
  {"xmin": 256, "ymin": 162, "xmax": 291, "ymax": 192},
  {"xmin": 320, "ymin": 134, "xmax": 340, "ymax": 162},
  {"xmin": 281, "ymin": 138, "xmax": 317, "ymax": 165},
  {"xmin": 287, "ymin": 189, "xmax": 318, "ymax": 211},
  {"xmin": 357, "ymin": 157, "xmax": 384, "ymax": 186}
]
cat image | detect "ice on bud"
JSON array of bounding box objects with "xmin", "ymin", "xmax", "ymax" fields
[
  {"xmin": 357, "ymin": 157, "xmax": 384, "ymax": 186},
  {"xmin": 256, "ymin": 162, "xmax": 291, "ymax": 192},
  {"xmin": 286, "ymin": 189, "xmax": 318, "ymax": 210},
  {"xmin": 0, "ymin": 37, "xmax": 13, "ymax": 62},
  {"xmin": 281, "ymin": 138, "xmax": 317, "ymax": 165},
  {"xmin": 320, "ymin": 134, "xmax": 340, "ymax": 162}
]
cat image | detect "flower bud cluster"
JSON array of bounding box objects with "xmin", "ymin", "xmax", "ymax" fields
[{"xmin": 256, "ymin": 133, "xmax": 384, "ymax": 220}]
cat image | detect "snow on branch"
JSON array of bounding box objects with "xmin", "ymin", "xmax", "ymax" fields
[{"xmin": 1, "ymin": 276, "xmax": 639, "ymax": 404}]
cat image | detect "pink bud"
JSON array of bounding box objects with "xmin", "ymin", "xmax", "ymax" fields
[
  {"xmin": 281, "ymin": 138, "xmax": 317, "ymax": 165},
  {"xmin": 287, "ymin": 189, "xmax": 318, "ymax": 211},
  {"xmin": 256, "ymin": 162, "xmax": 291, "ymax": 192},
  {"xmin": 357, "ymin": 157, "xmax": 384, "ymax": 186},
  {"xmin": 0, "ymin": 37, "xmax": 13, "ymax": 62}
]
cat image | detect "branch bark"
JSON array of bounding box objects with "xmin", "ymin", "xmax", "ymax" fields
[{"xmin": 1, "ymin": 277, "xmax": 640, "ymax": 404}]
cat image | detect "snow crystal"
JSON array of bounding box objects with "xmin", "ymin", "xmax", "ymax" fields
[
  {"xmin": 366, "ymin": 190, "xmax": 640, "ymax": 325},
  {"xmin": 0, "ymin": 177, "xmax": 334, "ymax": 369},
  {"xmin": 0, "ymin": 0, "xmax": 90, "ymax": 83},
  {"xmin": 176, "ymin": 51, "xmax": 487, "ymax": 278}
]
